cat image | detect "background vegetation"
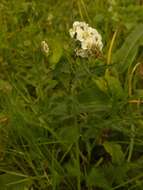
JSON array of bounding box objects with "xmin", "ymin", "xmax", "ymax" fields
[{"xmin": 0, "ymin": 0, "xmax": 143, "ymax": 189}]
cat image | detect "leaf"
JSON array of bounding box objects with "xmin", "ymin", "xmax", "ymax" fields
[
  {"xmin": 105, "ymin": 74, "xmax": 124, "ymax": 99},
  {"xmin": 49, "ymin": 40, "xmax": 63, "ymax": 69},
  {"xmin": 0, "ymin": 174, "xmax": 30, "ymax": 190},
  {"xmin": 103, "ymin": 141, "xmax": 124, "ymax": 164},
  {"xmin": 114, "ymin": 24, "xmax": 143, "ymax": 72},
  {"xmin": 78, "ymin": 85, "xmax": 109, "ymax": 104},
  {"xmin": 59, "ymin": 126, "xmax": 79, "ymax": 143},
  {"xmin": 50, "ymin": 102, "xmax": 67, "ymax": 116},
  {"xmin": 103, "ymin": 163, "xmax": 129, "ymax": 185},
  {"xmin": 86, "ymin": 167, "xmax": 111, "ymax": 190},
  {"xmin": 93, "ymin": 77, "xmax": 107, "ymax": 93},
  {"xmin": 65, "ymin": 163, "xmax": 80, "ymax": 177},
  {"xmin": 77, "ymin": 85, "xmax": 110, "ymax": 113}
]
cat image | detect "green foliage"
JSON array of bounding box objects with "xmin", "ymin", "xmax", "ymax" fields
[
  {"xmin": 86, "ymin": 167, "xmax": 111, "ymax": 190},
  {"xmin": 49, "ymin": 39, "xmax": 63, "ymax": 69},
  {"xmin": 0, "ymin": 0, "xmax": 143, "ymax": 190},
  {"xmin": 0, "ymin": 173, "xmax": 30, "ymax": 190},
  {"xmin": 114, "ymin": 24, "xmax": 143, "ymax": 73},
  {"xmin": 103, "ymin": 141, "xmax": 124, "ymax": 164}
]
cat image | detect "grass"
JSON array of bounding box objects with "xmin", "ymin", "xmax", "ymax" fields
[{"xmin": 0, "ymin": 0, "xmax": 143, "ymax": 189}]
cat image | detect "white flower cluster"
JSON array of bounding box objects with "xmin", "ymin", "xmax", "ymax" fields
[
  {"xmin": 41, "ymin": 41, "xmax": 49, "ymax": 55},
  {"xmin": 69, "ymin": 21, "xmax": 103, "ymax": 57}
]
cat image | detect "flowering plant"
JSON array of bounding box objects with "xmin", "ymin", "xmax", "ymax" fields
[{"xmin": 69, "ymin": 21, "xmax": 103, "ymax": 57}]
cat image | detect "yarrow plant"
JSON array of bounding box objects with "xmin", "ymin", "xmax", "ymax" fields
[
  {"xmin": 69, "ymin": 21, "xmax": 103, "ymax": 57},
  {"xmin": 41, "ymin": 40, "xmax": 49, "ymax": 55}
]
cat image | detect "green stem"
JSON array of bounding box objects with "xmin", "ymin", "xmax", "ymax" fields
[
  {"xmin": 127, "ymin": 124, "xmax": 135, "ymax": 162},
  {"xmin": 76, "ymin": 140, "xmax": 81, "ymax": 190}
]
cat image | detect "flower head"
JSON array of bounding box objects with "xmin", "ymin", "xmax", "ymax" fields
[
  {"xmin": 69, "ymin": 21, "xmax": 103, "ymax": 57},
  {"xmin": 41, "ymin": 41, "xmax": 49, "ymax": 55}
]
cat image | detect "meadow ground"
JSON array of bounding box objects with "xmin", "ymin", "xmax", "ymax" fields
[{"xmin": 0, "ymin": 0, "xmax": 143, "ymax": 189}]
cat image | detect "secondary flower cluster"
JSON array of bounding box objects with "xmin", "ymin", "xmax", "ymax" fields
[
  {"xmin": 69, "ymin": 21, "xmax": 103, "ymax": 57},
  {"xmin": 41, "ymin": 21, "xmax": 103, "ymax": 59},
  {"xmin": 41, "ymin": 40, "xmax": 49, "ymax": 55}
]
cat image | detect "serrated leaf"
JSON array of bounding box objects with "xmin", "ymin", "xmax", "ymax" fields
[{"xmin": 103, "ymin": 141, "xmax": 124, "ymax": 164}]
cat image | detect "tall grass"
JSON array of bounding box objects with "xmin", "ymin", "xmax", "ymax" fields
[{"xmin": 0, "ymin": 0, "xmax": 143, "ymax": 189}]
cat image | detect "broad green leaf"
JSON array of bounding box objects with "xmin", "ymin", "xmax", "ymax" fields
[
  {"xmin": 103, "ymin": 141, "xmax": 124, "ymax": 164},
  {"xmin": 49, "ymin": 40, "xmax": 63, "ymax": 69},
  {"xmin": 86, "ymin": 167, "xmax": 111, "ymax": 190},
  {"xmin": 105, "ymin": 74, "xmax": 124, "ymax": 99},
  {"xmin": 93, "ymin": 77, "xmax": 107, "ymax": 93},
  {"xmin": 103, "ymin": 163, "xmax": 129, "ymax": 185},
  {"xmin": 114, "ymin": 24, "xmax": 143, "ymax": 72}
]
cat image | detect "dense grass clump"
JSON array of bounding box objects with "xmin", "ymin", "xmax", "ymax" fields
[{"xmin": 0, "ymin": 0, "xmax": 143, "ymax": 189}]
